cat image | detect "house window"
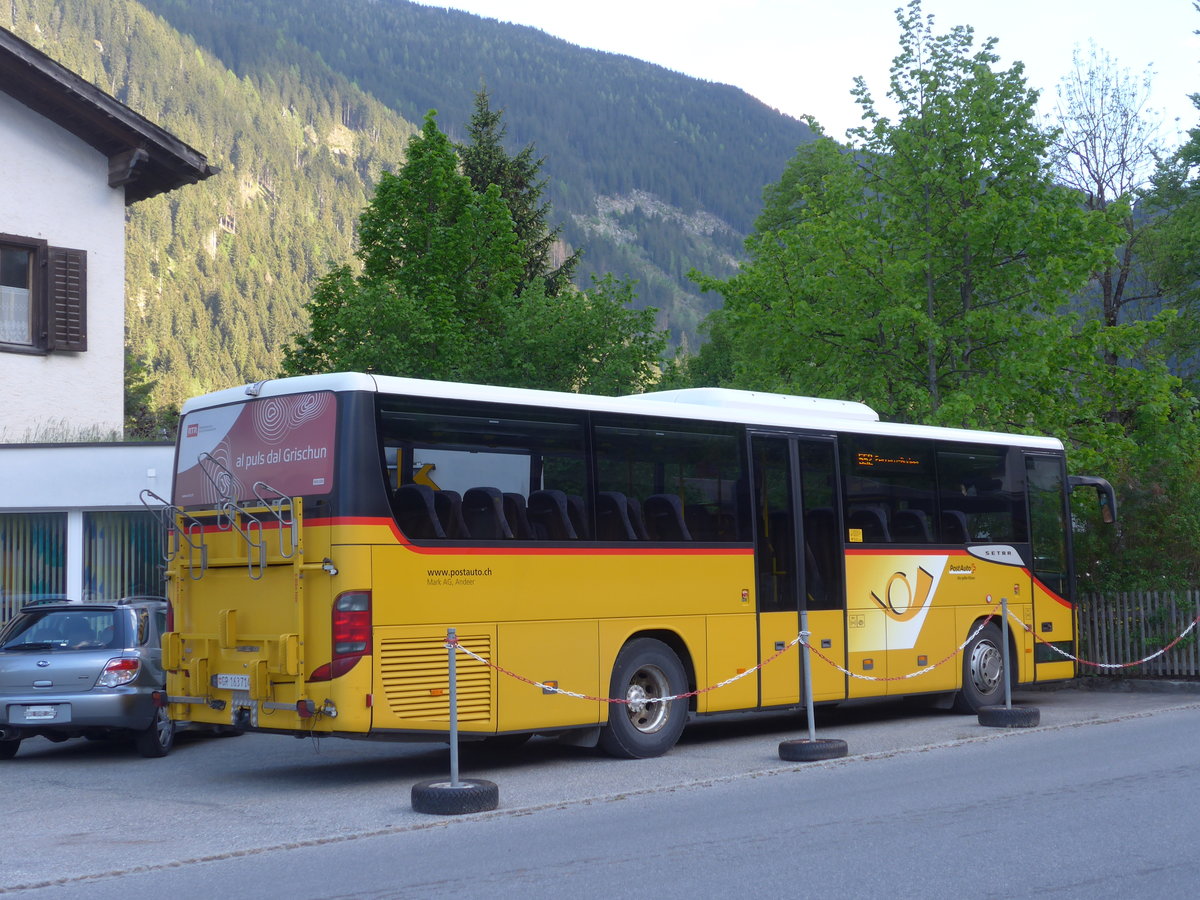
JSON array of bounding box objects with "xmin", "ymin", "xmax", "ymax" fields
[{"xmin": 0, "ymin": 234, "xmax": 87, "ymax": 354}]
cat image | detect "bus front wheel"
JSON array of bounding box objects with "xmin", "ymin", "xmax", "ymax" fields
[
  {"xmin": 599, "ymin": 638, "xmax": 688, "ymax": 759},
  {"xmin": 953, "ymin": 622, "xmax": 1007, "ymax": 713}
]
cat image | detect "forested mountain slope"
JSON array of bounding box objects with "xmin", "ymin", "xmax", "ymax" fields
[
  {"xmin": 140, "ymin": 0, "xmax": 815, "ymax": 342},
  {"xmin": 8, "ymin": 0, "xmax": 813, "ymax": 409}
]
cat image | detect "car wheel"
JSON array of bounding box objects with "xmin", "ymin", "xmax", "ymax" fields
[
  {"xmin": 953, "ymin": 623, "xmax": 1006, "ymax": 713},
  {"xmin": 0, "ymin": 739, "xmax": 20, "ymax": 760},
  {"xmin": 598, "ymin": 637, "xmax": 688, "ymax": 759},
  {"xmin": 135, "ymin": 707, "xmax": 176, "ymax": 758}
]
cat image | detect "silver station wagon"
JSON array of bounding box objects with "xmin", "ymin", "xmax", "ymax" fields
[{"xmin": 0, "ymin": 597, "xmax": 174, "ymax": 759}]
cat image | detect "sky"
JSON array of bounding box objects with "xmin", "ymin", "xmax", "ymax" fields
[{"xmin": 412, "ymin": 0, "xmax": 1199, "ymax": 147}]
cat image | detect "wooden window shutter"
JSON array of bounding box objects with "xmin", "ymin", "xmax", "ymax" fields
[{"xmin": 45, "ymin": 246, "xmax": 87, "ymax": 352}]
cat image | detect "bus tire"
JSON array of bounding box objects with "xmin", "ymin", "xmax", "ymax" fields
[
  {"xmin": 778, "ymin": 738, "xmax": 848, "ymax": 762},
  {"xmin": 0, "ymin": 738, "xmax": 20, "ymax": 760},
  {"xmin": 953, "ymin": 622, "xmax": 1007, "ymax": 713},
  {"xmin": 411, "ymin": 778, "xmax": 499, "ymax": 815},
  {"xmin": 978, "ymin": 705, "xmax": 1040, "ymax": 728},
  {"xmin": 599, "ymin": 638, "xmax": 688, "ymax": 759}
]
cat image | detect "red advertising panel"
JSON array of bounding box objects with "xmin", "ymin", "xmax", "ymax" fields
[{"xmin": 174, "ymin": 392, "xmax": 336, "ymax": 506}]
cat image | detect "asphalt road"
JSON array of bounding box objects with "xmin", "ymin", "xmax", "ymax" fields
[{"xmin": 2, "ymin": 682, "xmax": 1198, "ymax": 897}]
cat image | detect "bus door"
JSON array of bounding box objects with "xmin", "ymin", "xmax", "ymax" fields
[
  {"xmin": 1025, "ymin": 453, "xmax": 1075, "ymax": 682},
  {"xmin": 751, "ymin": 435, "xmax": 847, "ymax": 707}
]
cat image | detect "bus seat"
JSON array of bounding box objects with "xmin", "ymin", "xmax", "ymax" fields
[
  {"xmin": 892, "ymin": 508, "xmax": 933, "ymax": 543},
  {"xmin": 596, "ymin": 491, "xmax": 638, "ymax": 541},
  {"xmin": 503, "ymin": 492, "xmax": 534, "ymax": 540},
  {"xmin": 848, "ymin": 507, "xmax": 890, "ymax": 542},
  {"xmin": 940, "ymin": 510, "xmax": 972, "ymax": 543},
  {"xmin": 393, "ymin": 483, "xmax": 446, "ymax": 540},
  {"xmin": 644, "ymin": 493, "xmax": 692, "ymax": 541},
  {"xmin": 626, "ymin": 496, "xmax": 650, "ymax": 540},
  {"xmin": 434, "ymin": 490, "xmax": 468, "ymax": 539},
  {"xmin": 567, "ymin": 494, "xmax": 590, "ymax": 540},
  {"xmin": 685, "ymin": 505, "xmax": 717, "ymax": 541},
  {"xmin": 463, "ymin": 487, "xmax": 514, "ymax": 540},
  {"xmin": 528, "ymin": 489, "xmax": 577, "ymax": 540}
]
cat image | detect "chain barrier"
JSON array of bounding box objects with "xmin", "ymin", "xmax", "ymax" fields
[
  {"xmin": 802, "ymin": 613, "xmax": 995, "ymax": 683},
  {"xmin": 442, "ymin": 605, "xmax": 1200, "ymax": 712},
  {"xmin": 1004, "ymin": 607, "xmax": 1200, "ymax": 671},
  {"xmin": 447, "ymin": 631, "xmax": 805, "ymax": 705},
  {"xmin": 445, "ymin": 612, "xmax": 995, "ymax": 705}
]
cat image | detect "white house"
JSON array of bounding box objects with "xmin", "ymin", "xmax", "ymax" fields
[{"xmin": 0, "ymin": 27, "xmax": 215, "ymax": 620}]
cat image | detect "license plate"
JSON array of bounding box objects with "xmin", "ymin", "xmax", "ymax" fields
[
  {"xmin": 215, "ymin": 673, "xmax": 250, "ymax": 691},
  {"xmin": 21, "ymin": 705, "xmax": 59, "ymax": 722}
]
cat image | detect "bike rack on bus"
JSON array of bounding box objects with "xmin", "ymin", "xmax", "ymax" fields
[
  {"xmin": 196, "ymin": 452, "xmax": 269, "ymax": 580},
  {"xmin": 143, "ymin": 458, "xmax": 302, "ymax": 582},
  {"xmin": 139, "ymin": 489, "xmax": 209, "ymax": 580},
  {"xmin": 253, "ymin": 480, "xmax": 299, "ymax": 561}
]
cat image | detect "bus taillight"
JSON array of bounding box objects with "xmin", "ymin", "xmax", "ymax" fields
[{"xmin": 310, "ymin": 591, "xmax": 372, "ymax": 682}]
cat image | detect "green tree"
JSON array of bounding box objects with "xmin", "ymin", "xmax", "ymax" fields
[
  {"xmin": 1143, "ymin": 2, "xmax": 1200, "ymax": 385},
  {"xmin": 1052, "ymin": 44, "xmax": 1168, "ymax": 372},
  {"xmin": 124, "ymin": 350, "xmax": 178, "ymax": 440},
  {"xmin": 283, "ymin": 110, "xmax": 667, "ymax": 393},
  {"xmin": 458, "ymin": 86, "xmax": 580, "ymax": 297},
  {"xmin": 501, "ymin": 274, "xmax": 666, "ymax": 394},
  {"xmin": 692, "ymin": 1, "xmax": 1123, "ymax": 441},
  {"xmin": 282, "ymin": 111, "xmax": 522, "ymax": 380}
]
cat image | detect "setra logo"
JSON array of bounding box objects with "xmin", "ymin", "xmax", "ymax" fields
[
  {"xmin": 186, "ymin": 423, "xmax": 199, "ymax": 438},
  {"xmin": 870, "ymin": 566, "xmax": 935, "ymax": 622}
]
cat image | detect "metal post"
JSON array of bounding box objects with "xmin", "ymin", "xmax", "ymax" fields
[
  {"xmin": 778, "ymin": 612, "xmax": 848, "ymax": 761},
  {"xmin": 447, "ymin": 627, "xmax": 460, "ymax": 788},
  {"xmin": 801, "ymin": 611, "xmax": 816, "ymax": 742},
  {"xmin": 1000, "ymin": 598, "xmax": 1013, "ymax": 710}
]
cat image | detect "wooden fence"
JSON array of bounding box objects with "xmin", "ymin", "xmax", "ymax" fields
[{"xmin": 1075, "ymin": 592, "xmax": 1200, "ymax": 678}]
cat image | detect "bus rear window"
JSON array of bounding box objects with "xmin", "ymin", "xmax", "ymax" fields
[{"xmin": 174, "ymin": 392, "xmax": 337, "ymax": 506}]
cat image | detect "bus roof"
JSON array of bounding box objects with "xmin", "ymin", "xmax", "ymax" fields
[{"xmin": 180, "ymin": 373, "xmax": 1064, "ymax": 452}]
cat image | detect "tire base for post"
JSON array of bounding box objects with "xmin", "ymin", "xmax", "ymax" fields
[
  {"xmin": 778, "ymin": 738, "xmax": 849, "ymax": 762},
  {"xmin": 411, "ymin": 778, "xmax": 500, "ymax": 815},
  {"xmin": 977, "ymin": 705, "xmax": 1040, "ymax": 728}
]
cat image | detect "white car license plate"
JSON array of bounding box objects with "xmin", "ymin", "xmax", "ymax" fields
[
  {"xmin": 215, "ymin": 673, "xmax": 250, "ymax": 691},
  {"xmin": 21, "ymin": 705, "xmax": 59, "ymax": 722}
]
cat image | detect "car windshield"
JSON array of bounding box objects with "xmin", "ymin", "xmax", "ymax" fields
[{"xmin": 0, "ymin": 609, "xmax": 123, "ymax": 651}]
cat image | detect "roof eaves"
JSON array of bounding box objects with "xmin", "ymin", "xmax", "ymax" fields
[{"xmin": 0, "ymin": 26, "xmax": 217, "ymax": 204}]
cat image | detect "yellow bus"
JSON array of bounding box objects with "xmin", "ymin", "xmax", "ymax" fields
[{"xmin": 160, "ymin": 373, "xmax": 1113, "ymax": 758}]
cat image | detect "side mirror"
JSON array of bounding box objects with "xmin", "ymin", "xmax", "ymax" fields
[{"xmin": 1068, "ymin": 475, "xmax": 1117, "ymax": 525}]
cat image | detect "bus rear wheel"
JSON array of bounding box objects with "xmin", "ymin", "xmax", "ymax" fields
[
  {"xmin": 953, "ymin": 622, "xmax": 1006, "ymax": 713},
  {"xmin": 599, "ymin": 638, "xmax": 688, "ymax": 759}
]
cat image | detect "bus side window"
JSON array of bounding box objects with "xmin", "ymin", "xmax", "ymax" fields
[
  {"xmin": 592, "ymin": 417, "xmax": 748, "ymax": 543},
  {"xmin": 841, "ymin": 435, "xmax": 935, "ymax": 545},
  {"xmin": 936, "ymin": 444, "xmax": 1027, "ymax": 544}
]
